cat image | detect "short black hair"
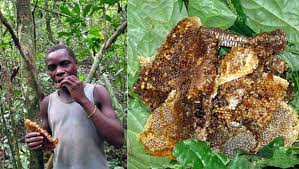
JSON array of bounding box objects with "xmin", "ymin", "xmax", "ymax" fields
[{"xmin": 45, "ymin": 44, "xmax": 77, "ymax": 62}]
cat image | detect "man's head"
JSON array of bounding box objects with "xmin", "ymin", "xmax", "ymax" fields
[
  {"xmin": 45, "ymin": 45, "xmax": 77, "ymax": 63},
  {"xmin": 45, "ymin": 45, "xmax": 78, "ymax": 83}
]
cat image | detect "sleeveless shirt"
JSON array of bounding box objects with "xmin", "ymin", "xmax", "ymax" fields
[{"xmin": 48, "ymin": 84, "xmax": 108, "ymax": 169}]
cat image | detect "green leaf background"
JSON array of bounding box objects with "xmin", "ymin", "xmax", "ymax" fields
[
  {"xmin": 128, "ymin": 0, "xmax": 299, "ymax": 168},
  {"xmin": 173, "ymin": 139, "xmax": 229, "ymax": 169}
]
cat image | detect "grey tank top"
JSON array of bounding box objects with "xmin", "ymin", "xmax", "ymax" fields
[{"xmin": 48, "ymin": 84, "xmax": 107, "ymax": 169}]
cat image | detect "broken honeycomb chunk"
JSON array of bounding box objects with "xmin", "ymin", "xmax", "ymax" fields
[
  {"xmin": 24, "ymin": 119, "xmax": 58, "ymax": 148},
  {"xmin": 138, "ymin": 90, "xmax": 194, "ymax": 158},
  {"xmin": 134, "ymin": 17, "xmax": 204, "ymax": 109},
  {"xmin": 218, "ymin": 47, "xmax": 258, "ymax": 86}
]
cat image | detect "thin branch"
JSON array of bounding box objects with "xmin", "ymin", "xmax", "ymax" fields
[
  {"xmin": 36, "ymin": 6, "xmax": 70, "ymax": 18},
  {"xmin": 86, "ymin": 20, "xmax": 127, "ymax": 82},
  {"xmin": 104, "ymin": 21, "xmax": 127, "ymax": 51},
  {"xmin": 0, "ymin": 10, "xmax": 44, "ymax": 99}
]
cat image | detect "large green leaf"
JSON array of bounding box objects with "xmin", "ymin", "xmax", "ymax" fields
[
  {"xmin": 257, "ymin": 136, "xmax": 285, "ymax": 158},
  {"xmin": 60, "ymin": 4, "xmax": 73, "ymax": 17},
  {"xmin": 173, "ymin": 139, "xmax": 229, "ymax": 169},
  {"xmin": 228, "ymin": 153, "xmax": 258, "ymax": 169},
  {"xmin": 128, "ymin": 99, "xmax": 170, "ymax": 168},
  {"xmin": 83, "ymin": 4, "xmax": 92, "ymax": 17},
  {"xmin": 188, "ymin": 0, "xmax": 237, "ymax": 29},
  {"xmin": 280, "ymin": 52, "xmax": 299, "ymax": 71},
  {"xmin": 228, "ymin": 137, "xmax": 299, "ymax": 169},
  {"xmin": 127, "ymin": 0, "xmax": 188, "ymax": 89},
  {"xmin": 240, "ymin": 0, "xmax": 299, "ymax": 52},
  {"xmin": 257, "ymin": 137, "xmax": 299, "ymax": 168}
]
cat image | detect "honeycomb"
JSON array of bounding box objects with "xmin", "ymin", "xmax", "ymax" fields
[
  {"xmin": 134, "ymin": 17, "xmax": 206, "ymax": 109},
  {"xmin": 136, "ymin": 17, "xmax": 298, "ymax": 158},
  {"xmin": 138, "ymin": 90, "xmax": 194, "ymax": 158},
  {"xmin": 24, "ymin": 119, "xmax": 59, "ymax": 149}
]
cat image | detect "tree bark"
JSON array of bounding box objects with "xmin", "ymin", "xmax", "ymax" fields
[
  {"xmin": 53, "ymin": 0, "xmax": 63, "ymax": 44},
  {"xmin": 45, "ymin": 0, "xmax": 54, "ymax": 44},
  {"xmin": 16, "ymin": 0, "xmax": 44, "ymax": 168},
  {"xmin": 0, "ymin": 10, "xmax": 43, "ymax": 99},
  {"xmin": 0, "ymin": 64, "xmax": 19, "ymax": 169}
]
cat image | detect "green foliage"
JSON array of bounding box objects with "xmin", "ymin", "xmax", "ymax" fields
[
  {"xmin": 188, "ymin": 0, "xmax": 237, "ymax": 29},
  {"xmin": 170, "ymin": 137, "xmax": 299, "ymax": 169},
  {"xmin": 128, "ymin": 0, "xmax": 299, "ymax": 169},
  {"xmin": 127, "ymin": 0, "xmax": 187, "ymax": 89},
  {"xmin": 173, "ymin": 139, "xmax": 229, "ymax": 169}
]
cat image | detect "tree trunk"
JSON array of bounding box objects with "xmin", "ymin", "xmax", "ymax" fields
[
  {"xmin": 16, "ymin": 0, "xmax": 44, "ymax": 169},
  {"xmin": 53, "ymin": 0, "xmax": 63, "ymax": 44},
  {"xmin": 45, "ymin": 0, "xmax": 54, "ymax": 44}
]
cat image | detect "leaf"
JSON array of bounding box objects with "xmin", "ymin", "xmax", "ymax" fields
[
  {"xmin": 105, "ymin": 15, "xmax": 112, "ymax": 22},
  {"xmin": 65, "ymin": 17, "xmax": 83, "ymax": 24},
  {"xmin": 261, "ymin": 146, "xmax": 299, "ymax": 168},
  {"xmin": 60, "ymin": 4, "xmax": 73, "ymax": 17},
  {"xmin": 178, "ymin": 0, "xmax": 189, "ymax": 12},
  {"xmin": 231, "ymin": 137, "xmax": 299, "ymax": 169},
  {"xmin": 83, "ymin": 4, "xmax": 92, "ymax": 17},
  {"xmin": 279, "ymin": 52, "xmax": 299, "ymax": 71},
  {"xmin": 127, "ymin": 0, "xmax": 187, "ymax": 89},
  {"xmin": 290, "ymin": 92, "xmax": 299, "ymax": 111},
  {"xmin": 188, "ymin": 0, "xmax": 237, "ymax": 29},
  {"xmin": 57, "ymin": 31, "xmax": 73, "ymax": 37},
  {"xmin": 228, "ymin": 153, "xmax": 260, "ymax": 169},
  {"xmin": 227, "ymin": 0, "xmax": 256, "ymax": 36},
  {"xmin": 257, "ymin": 136, "xmax": 285, "ymax": 158},
  {"xmin": 240, "ymin": 0, "xmax": 299, "ymax": 52},
  {"xmin": 127, "ymin": 99, "xmax": 170, "ymax": 169},
  {"xmin": 173, "ymin": 139, "xmax": 229, "ymax": 169},
  {"xmin": 279, "ymin": 51, "xmax": 299, "ymax": 110},
  {"xmin": 73, "ymin": 3, "xmax": 80, "ymax": 15},
  {"xmin": 101, "ymin": 0, "xmax": 119, "ymax": 6}
]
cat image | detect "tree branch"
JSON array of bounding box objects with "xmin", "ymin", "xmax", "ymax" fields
[
  {"xmin": 86, "ymin": 20, "xmax": 127, "ymax": 82},
  {"xmin": 0, "ymin": 10, "xmax": 44, "ymax": 99},
  {"xmin": 36, "ymin": 6, "xmax": 70, "ymax": 18}
]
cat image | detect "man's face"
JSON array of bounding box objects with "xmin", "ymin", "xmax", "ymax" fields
[{"xmin": 45, "ymin": 49, "xmax": 77, "ymax": 83}]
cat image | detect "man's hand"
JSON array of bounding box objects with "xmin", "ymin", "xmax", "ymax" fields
[
  {"xmin": 60, "ymin": 75, "xmax": 87, "ymax": 103},
  {"xmin": 25, "ymin": 132, "xmax": 44, "ymax": 150}
]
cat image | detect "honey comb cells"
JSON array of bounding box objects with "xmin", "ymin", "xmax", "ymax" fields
[
  {"xmin": 24, "ymin": 119, "xmax": 59, "ymax": 149},
  {"xmin": 135, "ymin": 17, "xmax": 299, "ymax": 158}
]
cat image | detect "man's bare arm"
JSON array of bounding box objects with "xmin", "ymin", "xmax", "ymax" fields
[{"xmin": 78, "ymin": 85, "xmax": 124, "ymax": 148}]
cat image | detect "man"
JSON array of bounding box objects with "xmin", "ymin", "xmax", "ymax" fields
[{"xmin": 25, "ymin": 45, "xmax": 124, "ymax": 169}]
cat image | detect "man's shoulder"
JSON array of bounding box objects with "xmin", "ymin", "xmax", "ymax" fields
[
  {"xmin": 89, "ymin": 84, "xmax": 111, "ymax": 104},
  {"xmin": 40, "ymin": 95, "xmax": 50, "ymax": 107},
  {"xmin": 87, "ymin": 83, "xmax": 107, "ymax": 93}
]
